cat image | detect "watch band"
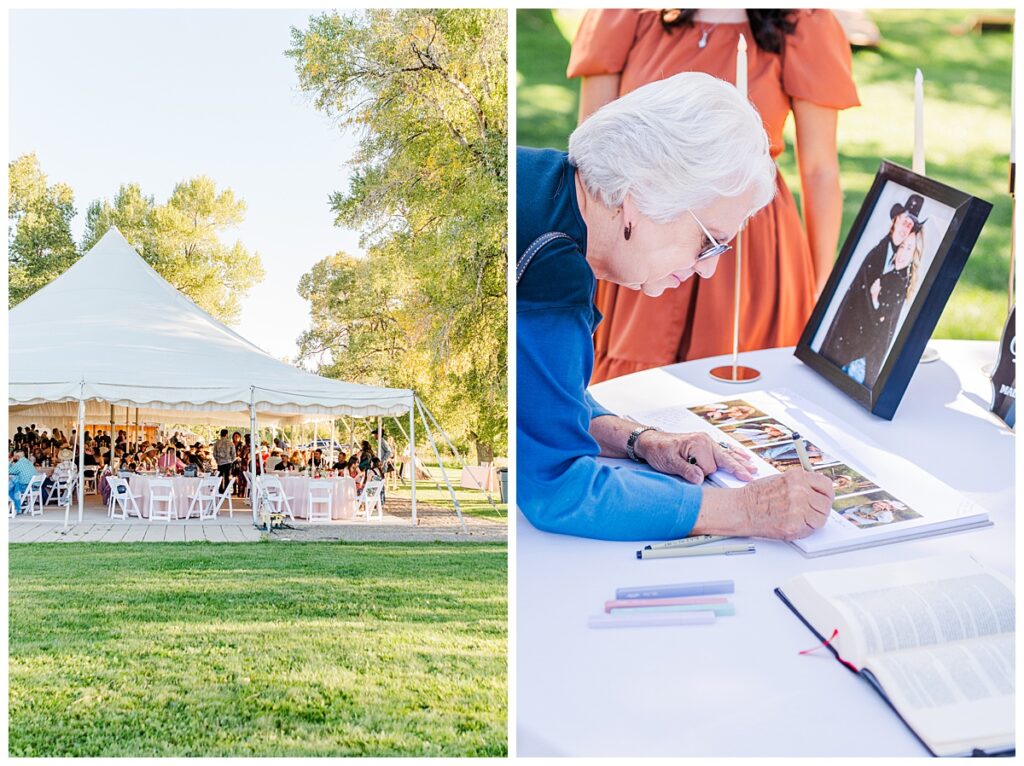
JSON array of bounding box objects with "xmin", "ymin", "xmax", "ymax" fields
[{"xmin": 626, "ymin": 425, "xmax": 658, "ymax": 464}]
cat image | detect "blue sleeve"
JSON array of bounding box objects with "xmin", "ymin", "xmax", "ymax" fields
[
  {"xmin": 585, "ymin": 390, "xmax": 613, "ymax": 419},
  {"xmin": 517, "ymin": 304, "xmax": 702, "ymax": 542}
]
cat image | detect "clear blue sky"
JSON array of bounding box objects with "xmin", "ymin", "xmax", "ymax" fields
[{"xmin": 10, "ymin": 8, "xmax": 362, "ymax": 363}]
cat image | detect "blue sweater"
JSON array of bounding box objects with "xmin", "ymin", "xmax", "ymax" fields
[{"xmin": 516, "ymin": 147, "xmax": 702, "ymax": 541}]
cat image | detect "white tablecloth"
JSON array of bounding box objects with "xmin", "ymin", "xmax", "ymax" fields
[
  {"xmin": 128, "ymin": 475, "xmax": 210, "ymax": 519},
  {"xmin": 274, "ymin": 475, "xmax": 357, "ymax": 520},
  {"xmin": 460, "ymin": 465, "xmax": 498, "ymax": 492},
  {"xmin": 517, "ymin": 341, "xmax": 1014, "ymax": 757}
]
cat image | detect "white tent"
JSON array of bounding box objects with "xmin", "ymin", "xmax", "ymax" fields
[{"xmin": 8, "ymin": 228, "xmax": 438, "ymax": 524}]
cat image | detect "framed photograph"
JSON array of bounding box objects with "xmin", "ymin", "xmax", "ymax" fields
[{"xmin": 795, "ymin": 161, "xmax": 992, "ymax": 420}]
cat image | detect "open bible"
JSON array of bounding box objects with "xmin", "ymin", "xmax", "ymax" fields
[{"xmin": 776, "ymin": 553, "xmax": 1014, "ymax": 757}]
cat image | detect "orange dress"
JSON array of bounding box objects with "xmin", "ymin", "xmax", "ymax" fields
[{"xmin": 568, "ymin": 9, "xmax": 860, "ymax": 382}]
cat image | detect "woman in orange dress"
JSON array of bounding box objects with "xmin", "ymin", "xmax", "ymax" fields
[{"xmin": 568, "ymin": 9, "xmax": 860, "ymax": 381}]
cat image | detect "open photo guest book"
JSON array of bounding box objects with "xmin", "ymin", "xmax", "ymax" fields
[
  {"xmin": 630, "ymin": 389, "xmax": 992, "ymax": 556},
  {"xmin": 775, "ymin": 554, "xmax": 1014, "ymax": 757}
]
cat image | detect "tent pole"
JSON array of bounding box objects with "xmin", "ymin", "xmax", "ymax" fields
[
  {"xmin": 135, "ymin": 407, "xmax": 139, "ymax": 451},
  {"xmin": 377, "ymin": 417, "xmax": 382, "ymax": 461},
  {"xmin": 409, "ymin": 400, "xmax": 416, "ymax": 525},
  {"xmin": 250, "ymin": 387, "xmax": 258, "ymax": 521},
  {"xmin": 420, "ymin": 402, "xmax": 501, "ymax": 515},
  {"xmin": 416, "ymin": 397, "xmax": 466, "ymax": 533},
  {"xmin": 73, "ymin": 387, "xmax": 85, "ymax": 526},
  {"xmin": 109, "ymin": 405, "xmax": 115, "ymax": 470}
]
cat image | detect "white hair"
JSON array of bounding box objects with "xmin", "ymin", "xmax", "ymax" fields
[{"xmin": 568, "ymin": 71, "xmax": 776, "ymax": 223}]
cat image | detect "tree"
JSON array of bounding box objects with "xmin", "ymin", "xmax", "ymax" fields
[
  {"xmin": 288, "ymin": 9, "xmax": 507, "ymax": 459},
  {"xmin": 8, "ymin": 153, "xmax": 78, "ymax": 307},
  {"xmin": 82, "ymin": 177, "xmax": 265, "ymax": 324}
]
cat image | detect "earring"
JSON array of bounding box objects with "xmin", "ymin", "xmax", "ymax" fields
[{"xmin": 624, "ymin": 222, "xmax": 632, "ymax": 241}]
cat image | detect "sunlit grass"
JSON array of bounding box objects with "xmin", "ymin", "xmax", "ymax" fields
[
  {"xmin": 9, "ymin": 542, "xmax": 507, "ymax": 757},
  {"xmin": 517, "ymin": 8, "xmax": 1013, "ymax": 340}
]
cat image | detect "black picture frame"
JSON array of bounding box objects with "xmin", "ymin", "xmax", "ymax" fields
[{"xmin": 795, "ymin": 161, "xmax": 992, "ymax": 420}]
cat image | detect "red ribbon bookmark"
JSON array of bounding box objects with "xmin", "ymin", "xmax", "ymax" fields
[{"xmin": 798, "ymin": 628, "xmax": 859, "ymax": 672}]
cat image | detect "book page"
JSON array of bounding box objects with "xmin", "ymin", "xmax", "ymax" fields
[
  {"xmin": 834, "ymin": 573, "xmax": 1015, "ymax": 656},
  {"xmin": 781, "ymin": 553, "xmax": 1012, "ymax": 667},
  {"xmin": 867, "ymin": 636, "xmax": 1015, "ymax": 755}
]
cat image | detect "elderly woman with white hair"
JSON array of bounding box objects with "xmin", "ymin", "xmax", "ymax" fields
[{"xmin": 517, "ymin": 71, "xmax": 834, "ymax": 541}]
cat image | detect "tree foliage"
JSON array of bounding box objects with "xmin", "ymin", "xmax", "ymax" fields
[
  {"xmin": 8, "ymin": 153, "xmax": 78, "ymax": 307},
  {"xmin": 82, "ymin": 177, "xmax": 264, "ymax": 324},
  {"xmin": 288, "ymin": 9, "xmax": 507, "ymax": 457}
]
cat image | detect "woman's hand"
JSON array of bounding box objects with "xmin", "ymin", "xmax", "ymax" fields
[
  {"xmin": 635, "ymin": 430, "xmax": 756, "ymax": 484},
  {"xmin": 870, "ymin": 277, "xmax": 881, "ymax": 308},
  {"xmin": 694, "ymin": 469, "xmax": 835, "ymax": 540}
]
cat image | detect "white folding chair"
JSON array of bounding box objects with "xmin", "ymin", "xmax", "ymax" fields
[
  {"xmin": 214, "ymin": 476, "xmax": 236, "ymax": 518},
  {"xmin": 355, "ymin": 480, "xmax": 384, "ymax": 521},
  {"xmin": 243, "ymin": 471, "xmax": 253, "ymax": 505},
  {"xmin": 82, "ymin": 467, "xmax": 98, "ymax": 495},
  {"xmin": 107, "ymin": 476, "xmax": 142, "ymax": 520},
  {"xmin": 19, "ymin": 474, "xmax": 46, "ymax": 516},
  {"xmin": 185, "ymin": 477, "xmax": 220, "ymax": 520},
  {"xmin": 61, "ymin": 470, "xmax": 79, "ymax": 507},
  {"xmin": 307, "ymin": 480, "xmax": 333, "ymax": 523},
  {"xmin": 147, "ymin": 478, "xmax": 177, "ymax": 523},
  {"xmin": 44, "ymin": 471, "xmax": 70, "ymax": 506},
  {"xmin": 259, "ymin": 475, "xmax": 295, "ymax": 520}
]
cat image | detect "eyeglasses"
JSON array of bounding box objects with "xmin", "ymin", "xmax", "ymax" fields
[{"xmin": 688, "ymin": 209, "xmax": 732, "ymax": 264}]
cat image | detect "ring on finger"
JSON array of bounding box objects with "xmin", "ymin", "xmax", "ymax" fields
[{"xmin": 717, "ymin": 441, "xmax": 731, "ymax": 451}]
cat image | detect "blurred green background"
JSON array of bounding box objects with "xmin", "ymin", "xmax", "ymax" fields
[{"xmin": 517, "ymin": 9, "xmax": 1014, "ymax": 340}]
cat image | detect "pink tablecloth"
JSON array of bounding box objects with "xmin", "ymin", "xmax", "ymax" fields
[
  {"xmin": 274, "ymin": 475, "xmax": 357, "ymax": 520},
  {"xmin": 128, "ymin": 475, "xmax": 213, "ymax": 519}
]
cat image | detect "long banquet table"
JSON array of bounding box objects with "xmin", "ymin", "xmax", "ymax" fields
[
  {"xmin": 124, "ymin": 474, "xmax": 357, "ymax": 520},
  {"xmin": 517, "ymin": 340, "xmax": 1014, "ymax": 757}
]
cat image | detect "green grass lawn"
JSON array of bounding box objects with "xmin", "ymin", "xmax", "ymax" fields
[
  {"xmin": 517, "ymin": 8, "xmax": 1013, "ymax": 340},
  {"xmin": 9, "ymin": 542, "xmax": 507, "ymax": 757},
  {"xmin": 389, "ymin": 466, "xmax": 508, "ymax": 522}
]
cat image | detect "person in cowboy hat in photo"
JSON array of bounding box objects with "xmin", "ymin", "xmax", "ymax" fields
[{"xmin": 819, "ymin": 192, "xmax": 928, "ymax": 386}]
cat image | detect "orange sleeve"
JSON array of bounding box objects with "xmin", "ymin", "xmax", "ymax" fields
[
  {"xmin": 782, "ymin": 10, "xmax": 861, "ymax": 109},
  {"xmin": 566, "ymin": 9, "xmax": 642, "ymax": 79}
]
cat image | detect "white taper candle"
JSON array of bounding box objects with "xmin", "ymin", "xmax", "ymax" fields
[
  {"xmin": 736, "ymin": 33, "xmax": 748, "ymax": 98},
  {"xmin": 913, "ymin": 68, "xmax": 925, "ymax": 174}
]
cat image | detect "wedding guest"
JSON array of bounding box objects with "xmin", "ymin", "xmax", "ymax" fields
[
  {"xmin": 10, "ymin": 449, "xmax": 41, "ymax": 511},
  {"xmin": 518, "ymin": 71, "xmax": 834, "ymax": 540},
  {"xmin": 357, "ymin": 440, "xmax": 374, "ymax": 471},
  {"xmin": 266, "ymin": 450, "xmax": 283, "ymax": 473},
  {"xmin": 213, "ymin": 428, "xmax": 236, "ymax": 493},
  {"xmin": 569, "ymin": 8, "xmax": 859, "ymax": 380},
  {"xmin": 347, "ymin": 460, "xmax": 364, "ymax": 492}
]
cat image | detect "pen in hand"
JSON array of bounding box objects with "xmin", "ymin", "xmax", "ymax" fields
[{"xmin": 790, "ymin": 432, "xmax": 814, "ymax": 472}]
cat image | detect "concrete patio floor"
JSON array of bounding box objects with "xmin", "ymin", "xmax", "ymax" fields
[{"xmin": 8, "ymin": 494, "xmax": 507, "ymax": 543}]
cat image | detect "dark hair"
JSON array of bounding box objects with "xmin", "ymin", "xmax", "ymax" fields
[
  {"xmin": 220, "ymin": 429, "xmax": 229, "ymax": 437},
  {"xmin": 660, "ymin": 9, "xmax": 798, "ymax": 54}
]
